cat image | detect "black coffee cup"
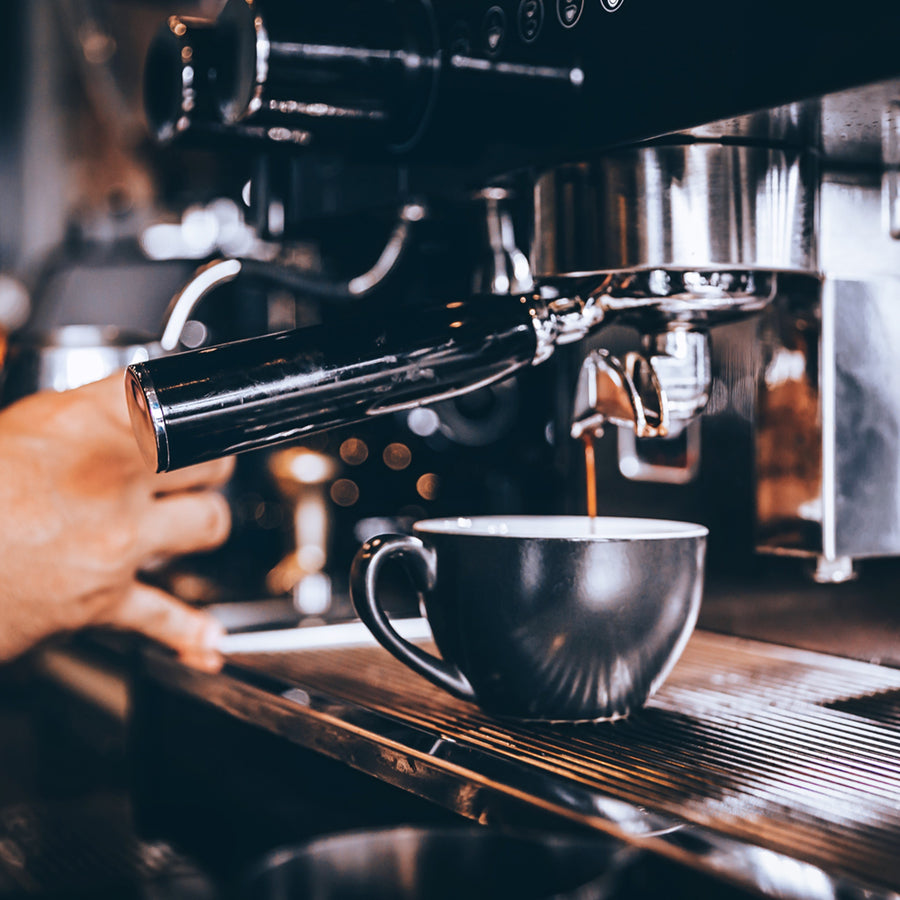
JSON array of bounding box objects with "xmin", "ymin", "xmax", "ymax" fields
[{"xmin": 350, "ymin": 516, "xmax": 707, "ymax": 722}]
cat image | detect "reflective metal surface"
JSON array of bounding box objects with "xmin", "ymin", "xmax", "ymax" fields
[
  {"xmin": 0, "ymin": 325, "xmax": 161, "ymax": 404},
  {"xmin": 147, "ymin": 0, "xmax": 440, "ymax": 150},
  {"xmin": 758, "ymin": 275, "xmax": 900, "ymax": 568},
  {"xmin": 18, "ymin": 9, "xmax": 900, "ymax": 897},
  {"xmin": 572, "ymin": 331, "xmax": 712, "ymax": 441},
  {"xmin": 140, "ymin": 627, "xmax": 900, "ymax": 899},
  {"xmin": 533, "ymin": 145, "xmax": 817, "ymax": 279},
  {"xmin": 755, "ymin": 170, "xmax": 900, "ymax": 569},
  {"xmin": 571, "ymin": 349, "xmax": 670, "ymax": 441},
  {"xmin": 471, "ymin": 187, "xmax": 534, "ymax": 296},
  {"xmin": 158, "ymin": 258, "xmax": 243, "ymax": 353},
  {"xmin": 684, "ymin": 79, "xmax": 900, "ymax": 169},
  {"xmin": 126, "ymin": 265, "xmax": 778, "ymax": 472},
  {"xmin": 643, "ymin": 330, "xmax": 711, "ymax": 428},
  {"xmin": 828, "ymin": 278, "xmax": 900, "ymax": 559},
  {"xmin": 126, "ymin": 157, "xmax": 802, "ymax": 472},
  {"xmin": 592, "ymin": 269, "xmax": 779, "ymax": 325},
  {"xmin": 242, "ymin": 826, "xmax": 629, "ymax": 900},
  {"xmin": 351, "ymin": 516, "xmax": 707, "ymax": 721}
]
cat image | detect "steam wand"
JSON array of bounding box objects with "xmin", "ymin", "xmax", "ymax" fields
[{"xmin": 158, "ymin": 203, "xmax": 428, "ymax": 353}]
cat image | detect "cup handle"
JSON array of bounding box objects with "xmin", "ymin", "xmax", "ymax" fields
[{"xmin": 350, "ymin": 534, "xmax": 476, "ymax": 701}]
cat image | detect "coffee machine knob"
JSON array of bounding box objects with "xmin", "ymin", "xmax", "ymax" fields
[
  {"xmin": 143, "ymin": 1, "xmax": 438, "ymax": 151},
  {"xmin": 211, "ymin": 0, "xmax": 438, "ymax": 150}
]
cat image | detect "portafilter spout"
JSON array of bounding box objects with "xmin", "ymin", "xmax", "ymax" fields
[
  {"xmin": 568, "ymin": 271, "xmax": 777, "ymax": 443},
  {"xmin": 570, "ymin": 328, "xmax": 712, "ymax": 443},
  {"xmin": 535, "ymin": 142, "xmax": 816, "ymax": 445}
]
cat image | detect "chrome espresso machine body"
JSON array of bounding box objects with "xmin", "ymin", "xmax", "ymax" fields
[{"xmin": 126, "ymin": 1, "xmax": 900, "ymax": 897}]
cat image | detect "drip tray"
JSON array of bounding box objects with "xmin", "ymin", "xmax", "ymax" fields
[{"xmin": 147, "ymin": 627, "xmax": 900, "ymax": 898}]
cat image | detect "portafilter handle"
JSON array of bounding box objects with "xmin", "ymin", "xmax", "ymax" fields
[{"xmin": 127, "ymin": 292, "xmax": 603, "ymax": 473}]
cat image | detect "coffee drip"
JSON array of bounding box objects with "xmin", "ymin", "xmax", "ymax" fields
[{"xmin": 582, "ymin": 435, "xmax": 598, "ymax": 520}]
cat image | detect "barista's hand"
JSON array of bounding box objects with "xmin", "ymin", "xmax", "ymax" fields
[{"xmin": 0, "ymin": 374, "xmax": 234, "ymax": 670}]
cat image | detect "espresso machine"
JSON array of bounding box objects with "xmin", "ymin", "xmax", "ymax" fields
[
  {"xmin": 74, "ymin": 0, "xmax": 900, "ymax": 897},
  {"xmin": 125, "ymin": 1, "xmax": 900, "ymax": 585}
]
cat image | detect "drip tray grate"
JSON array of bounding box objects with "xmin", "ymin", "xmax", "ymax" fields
[{"xmin": 229, "ymin": 630, "xmax": 900, "ymax": 891}]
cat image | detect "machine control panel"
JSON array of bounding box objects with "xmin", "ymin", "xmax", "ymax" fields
[
  {"xmin": 144, "ymin": 0, "xmax": 900, "ymax": 167},
  {"xmin": 432, "ymin": 0, "xmax": 624, "ymax": 64}
]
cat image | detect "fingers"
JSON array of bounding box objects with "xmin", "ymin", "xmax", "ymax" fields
[
  {"xmin": 141, "ymin": 491, "xmax": 232, "ymax": 558},
  {"xmin": 153, "ymin": 455, "xmax": 236, "ymax": 496},
  {"xmin": 75, "ymin": 371, "xmax": 134, "ymax": 429},
  {"xmin": 102, "ymin": 582, "xmax": 225, "ymax": 672},
  {"xmin": 102, "ymin": 369, "xmax": 236, "ymax": 488},
  {"xmin": 60, "ymin": 372, "xmax": 238, "ymax": 489}
]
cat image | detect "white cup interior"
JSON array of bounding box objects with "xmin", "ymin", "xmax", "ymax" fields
[{"xmin": 414, "ymin": 516, "xmax": 708, "ymax": 541}]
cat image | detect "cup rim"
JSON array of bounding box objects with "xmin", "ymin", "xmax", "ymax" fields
[{"xmin": 413, "ymin": 515, "xmax": 708, "ymax": 541}]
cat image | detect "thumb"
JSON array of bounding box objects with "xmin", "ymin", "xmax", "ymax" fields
[{"xmin": 102, "ymin": 583, "xmax": 225, "ymax": 672}]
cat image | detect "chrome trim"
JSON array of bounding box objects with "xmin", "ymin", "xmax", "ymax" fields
[
  {"xmin": 126, "ymin": 365, "xmax": 169, "ymax": 473},
  {"xmin": 159, "ymin": 258, "xmax": 243, "ymax": 352},
  {"xmin": 617, "ymin": 419, "xmax": 702, "ymax": 484},
  {"xmin": 449, "ymin": 54, "xmax": 584, "ymax": 85},
  {"xmin": 530, "ymin": 295, "xmax": 605, "ymax": 365},
  {"xmin": 570, "ymin": 349, "xmax": 670, "ymax": 440},
  {"xmin": 348, "ymin": 203, "xmax": 427, "ymax": 296},
  {"xmin": 821, "ymin": 278, "xmax": 838, "ymax": 562},
  {"xmin": 250, "ymin": 14, "xmax": 270, "ymax": 116},
  {"xmin": 364, "ymin": 358, "xmax": 532, "ymax": 417},
  {"xmin": 594, "ymin": 270, "xmax": 779, "ymax": 323}
]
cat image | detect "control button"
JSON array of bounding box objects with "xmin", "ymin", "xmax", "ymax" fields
[
  {"xmin": 556, "ymin": 0, "xmax": 584, "ymax": 28},
  {"xmin": 483, "ymin": 7, "xmax": 507, "ymax": 56},
  {"xmin": 518, "ymin": 0, "xmax": 544, "ymax": 43},
  {"xmin": 600, "ymin": 0, "xmax": 624, "ymax": 10}
]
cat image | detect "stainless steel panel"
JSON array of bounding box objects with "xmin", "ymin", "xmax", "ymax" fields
[
  {"xmin": 756, "ymin": 173, "xmax": 900, "ymax": 565},
  {"xmin": 533, "ymin": 145, "xmax": 816, "ymax": 278},
  {"xmin": 679, "ymin": 78, "xmax": 900, "ymax": 168},
  {"xmin": 830, "ymin": 278, "xmax": 900, "ymax": 558}
]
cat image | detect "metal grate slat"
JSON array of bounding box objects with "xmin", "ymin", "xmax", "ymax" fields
[{"xmin": 230, "ymin": 630, "xmax": 900, "ymax": 889}]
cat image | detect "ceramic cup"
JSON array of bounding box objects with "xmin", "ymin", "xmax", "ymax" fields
[{"xmin": 350, "ymin": 516, "xmax": 707, "ymax": 722}]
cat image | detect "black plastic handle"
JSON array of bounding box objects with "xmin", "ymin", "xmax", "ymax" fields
[
  {"xmin": 127, "ymin": 293, "xmax": 539, "ymax": 472},
  {"xmin": 349, "ymin": 533, "xmax": 475, "ymax": 701}
]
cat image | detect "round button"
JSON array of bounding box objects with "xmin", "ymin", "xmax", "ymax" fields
[
  {"xmin": 518, "ymin": 0, "xmax": 544, "ymax": 43},
  {"xmin": 556, "ymin": 0, "xmax": 584, "ymax": 28},
  {"xmin": 483, "ymin": 7, "xmax": 507, "ymax": 56},
  {"xmin": 600, "ymin": 0, "xmax": 624, "ymax": 11}
]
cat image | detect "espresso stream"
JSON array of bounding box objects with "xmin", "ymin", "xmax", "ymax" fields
[{"xmin": 583, "ymin": 434, "xmax": 598, "ymax": 520}]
